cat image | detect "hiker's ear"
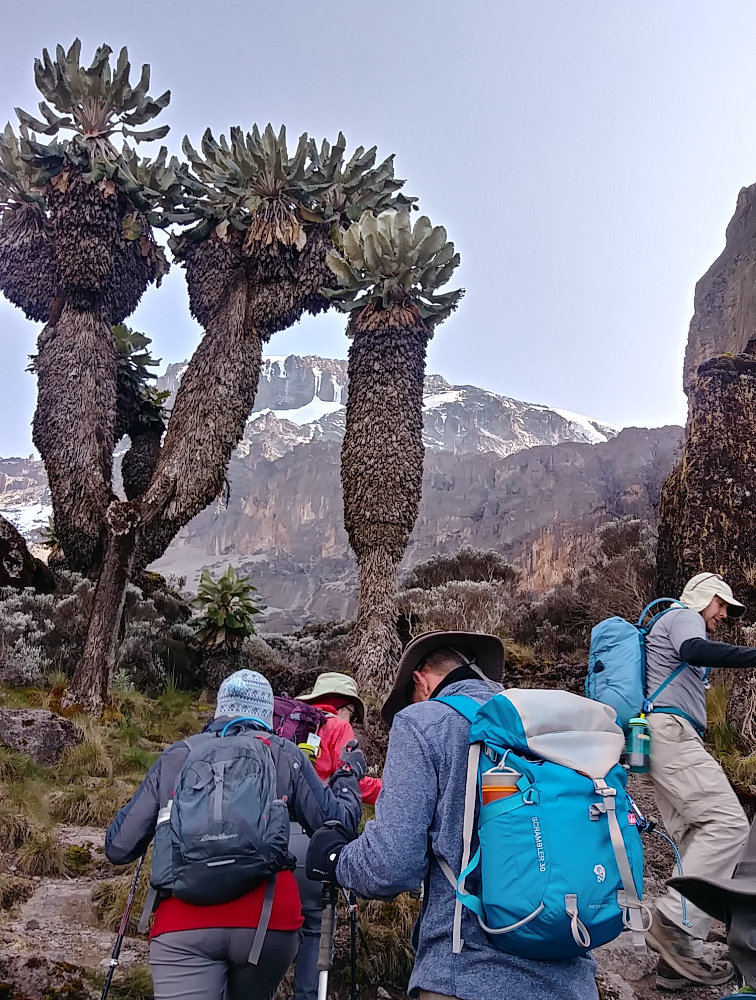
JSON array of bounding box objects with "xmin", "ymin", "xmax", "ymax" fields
[{"xmin": 412, "ymin": 670, "xmax": 432, "ymax": 703}]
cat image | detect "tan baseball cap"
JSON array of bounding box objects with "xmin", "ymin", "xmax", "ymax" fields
[{"xmin": 679, "ymin": 572, "xmax": 746, "ymax": 618}]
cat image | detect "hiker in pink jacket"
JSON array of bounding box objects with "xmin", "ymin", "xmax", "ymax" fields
[
  {"xmin": 298, "ymin": 672, "xmax": 381, "ymax": 805},
  {"xmin": 290, "ymin": 672, "xmax": 381, "ymax": 1000}
]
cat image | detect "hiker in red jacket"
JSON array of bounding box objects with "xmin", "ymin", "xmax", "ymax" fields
[{"xmin": 289, "ymin": 672, "xmax": 381, "ymax": 1000}]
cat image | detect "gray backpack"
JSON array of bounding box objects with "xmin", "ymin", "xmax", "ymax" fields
[{"xmin": 148, "ymin": 724, "xmax": 292, "ymax": 909}]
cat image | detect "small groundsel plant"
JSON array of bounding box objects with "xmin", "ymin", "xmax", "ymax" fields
[{"xmin": 191, "ymin": 566, "xmax": 265, "ymax": 650}]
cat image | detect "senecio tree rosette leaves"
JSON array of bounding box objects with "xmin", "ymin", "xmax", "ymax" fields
[{"xmin": 326, "ymin": 209, "xmax": 464, "ymax": 692}]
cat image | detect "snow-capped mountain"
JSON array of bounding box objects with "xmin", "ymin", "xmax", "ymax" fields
[{"xmin": 155, "ymin": 354, "xmax": 617, "ymax": 460}]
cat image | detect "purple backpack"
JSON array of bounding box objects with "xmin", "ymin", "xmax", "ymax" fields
[{"xmin": 273, "ymin": 695, "xmax": 326, "ymax": 746}]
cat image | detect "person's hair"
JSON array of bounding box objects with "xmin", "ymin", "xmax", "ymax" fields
[{"xmin": 420, "ymin": 646, "xmax": 469, "ymax": 676}]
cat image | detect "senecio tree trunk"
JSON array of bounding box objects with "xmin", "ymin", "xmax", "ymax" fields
[
  {"xmin": 327, "ymin": 209, "xmax": 463, "ymax": 693},
  {"xmin": 343, "ymin": 304, "xmax": 430, "ymax": 691},
  {"xmin": 657, "ymin": 341, "xmax": 756, "ymax": 748}
]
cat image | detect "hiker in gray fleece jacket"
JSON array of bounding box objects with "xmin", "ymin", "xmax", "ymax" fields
[{"xmin": 307, "ymin": 632, "xmax": 598, "ymax": 1000}]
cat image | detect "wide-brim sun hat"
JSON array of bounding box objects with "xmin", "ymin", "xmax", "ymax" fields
[
  {"xmin": 667, "ymin": 869, "xmax": 756, "ymax": 925},
  {"xmin": 381, "ymin": 631, "xmax": 506, "ymax": 726},
  {"xmin": 680, "ymin": 572, "xmax": 746, "ymax": 618},
  {"xmin": 297, "ymin": 672, "xmax": 365, "ymax": 724},
  {"xmin": 667, "ymin": 818, "xmax": 756, "ymax": 924}
]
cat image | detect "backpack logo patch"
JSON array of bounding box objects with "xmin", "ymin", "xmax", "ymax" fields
[{"xmin": 594, "ymin": 863, "xmax": 606, "ymax": 883}]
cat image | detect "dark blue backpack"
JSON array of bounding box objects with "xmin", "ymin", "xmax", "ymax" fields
[{"xmin": 585, "ymin": 599, "xmax": 687, "ymax": 730}]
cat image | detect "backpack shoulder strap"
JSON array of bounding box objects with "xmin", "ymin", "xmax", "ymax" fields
[
  {"xmin": 433, "ymin": 693, "xmax": 482, "ymax": 954},
  {"xmin": 637, "ymin": 598, "xmax": 685, "ymax": 631},
  {"xmin": 434, "ymin": 694, "xmax": 481, "ymax": 724},
  {"xmin": 646, "ymin": 663, "xmax": 688, "ymax": 706}
]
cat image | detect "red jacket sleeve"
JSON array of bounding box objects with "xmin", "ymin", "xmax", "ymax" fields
[{"xmin": 315, "ymin": 716, "xmax": 383, "ymax": 804}]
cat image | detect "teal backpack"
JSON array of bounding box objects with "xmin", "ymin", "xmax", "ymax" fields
[
  {"xmin": 436, "ymin": 688, "xmax": 648, "ymax": 961},
  {"xmin": 585, "ymin": 599, "xmax": 689, "ymax": 730}
]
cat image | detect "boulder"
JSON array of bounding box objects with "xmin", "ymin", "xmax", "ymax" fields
[
  {"xmin": 0, "ymin": 709, "xmax": 83, "ymax": 767},
  {"xmin": 0, "ymin": 514, "xmax": 54, "ymax": 592},
  {"xmin": 0, "ymin": 953, "xmax": 95, "ymax": 1000}
]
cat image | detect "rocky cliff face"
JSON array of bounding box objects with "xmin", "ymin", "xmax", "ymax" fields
[
  {"xmin": 150, "ymin": 422, "xmax": 681, "ymax": 631},
  {"xmin": 2, "ymin": 355, "xmax": 681, "ymax": 630},
  {"xmin": 683, "ymin": 181, "xmax": 756, "ymax": 396},
  {"xmin": 658, "ymin": 343, "xmax": 756, "ymax": 603}
]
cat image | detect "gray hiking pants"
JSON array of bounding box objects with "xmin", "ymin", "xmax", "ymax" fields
[
  {"xmin": 149, "ymin": 926, "xmax": 299, "ymax": 1000},
  {"xmin": 290, "ymin": 823, "xmax": 324, "ymax": 1000},
  {"xmin": 648, "ymin": 712, "xmax": 749, "ymax": 940}
]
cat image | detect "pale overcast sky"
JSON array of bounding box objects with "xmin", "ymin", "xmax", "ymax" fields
[{"xmin": 2, "ymin": 1, "xmax": 755, "ymax": 455}]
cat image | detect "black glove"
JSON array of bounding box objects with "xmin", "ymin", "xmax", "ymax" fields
[
  {"xmin": 333, "ymin": 742, "xmax": 367, "ymax": 782},
  {"xmin": 306, "ymin": 822, "xmax": 352, "ymax": 883}
]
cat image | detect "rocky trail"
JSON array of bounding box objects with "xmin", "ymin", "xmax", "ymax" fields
[{"xmin": 0, "ymin": 812, "xmax": 741, "ymax": 1000}]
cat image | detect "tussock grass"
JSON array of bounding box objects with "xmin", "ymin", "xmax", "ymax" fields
[
  {"xmin": 48, "ymin": 778, "xmax": 134, "ymax": 827},
  {"xmin": 59, "ymin": 737, "xmax": 114, "ymax": 779},
  {"xmin": 0, "ymin": 873, "xmax": 35, "ymax": 909},
  {"xmin": 91, "ymin": 859, "xmax": 150, "ymax": 935},
  {"xmin": 89, "ymin": 965, "xmax": 154, "ymax": 1000},
  {"xmin": 0, "ymin": 796, "xmax": 34, "ymax": 848},
  {"xmin": 114, "ymin": 745, "xmax": 160, "ymax": 775},
  {"xmin": 0, "ymin": 745, "xmax": 39, "ymax": 783},
  {"xmin": 16, "ymin": 829, "xmax": 67, "ymax": 876},
  {"xmin": 334, "ymin": 893, "xmax": 420, "ymax": 990}
]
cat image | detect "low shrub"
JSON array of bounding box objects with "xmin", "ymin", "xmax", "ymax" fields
[{"xmin": 402, "ymin": 545, "xmax": 520, "ymax": 591}]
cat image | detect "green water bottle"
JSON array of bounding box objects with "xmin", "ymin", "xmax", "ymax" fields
[{"xmin": 626, "ymin": 715, "xmax": 651, "ymax": 773}]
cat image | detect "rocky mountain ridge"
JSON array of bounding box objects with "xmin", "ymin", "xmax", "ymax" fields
[{"xmin": 0, "ymin": 355, "xmax": 681, "ymax": 630}]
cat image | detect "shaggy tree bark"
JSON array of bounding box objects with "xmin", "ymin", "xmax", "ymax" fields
[
  {"xmin": 137, "ymin": 273, "xmax": 260, "ymax": 566},
  {"xmin": 32, "ymin": 304, "xmax": 118, "ymax": 575},
  {"xmin": 65, "ymin": 518, "xmax": 139, "ymax": 712},
  {"xmin": 657, "ymin": 341, "xmax": 756, "ymax": 750},
  {"xmin": 342, "ymin": 304, "xmax": 430, "ymax": 694}
]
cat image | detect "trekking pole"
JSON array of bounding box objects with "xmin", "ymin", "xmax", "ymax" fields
[
  {"xmin": 340, "ymin": 888, "xmax": 358, "ymax": 1000},
  {"xmin": 100, "ymin": 853, "xmax": 146, "ymax": 1000},
  {"xmin": 317, "ymin": 880, "xmax": 339, "ymax": 1000}
]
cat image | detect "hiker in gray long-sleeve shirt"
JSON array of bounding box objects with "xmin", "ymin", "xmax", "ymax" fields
[
  {"xmin": 644, "ymin": 572, "xmax": 754, "ymax": 991},
  {"xmin": 306, "ymin": 631, "xmax": 599, "ymax": 1000}
]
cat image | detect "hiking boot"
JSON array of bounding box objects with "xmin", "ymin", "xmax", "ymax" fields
[
  {"xmin": 646, "ymin": 912, "xmax": 734, "ymax": 987},
  {"xmin": 655, "ymin": 959, "xmax": 688, "ymax": 991}
]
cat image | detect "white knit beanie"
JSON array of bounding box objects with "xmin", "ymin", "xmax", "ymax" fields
[{"xmin": 215, "ymin": 669, "xmax": 274, "ymax": 728}]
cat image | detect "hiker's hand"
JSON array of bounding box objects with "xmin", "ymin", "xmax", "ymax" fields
[
  {"xmin": 306, "ymin": 822, "xmax": 352, "ymax": 883},
  {"xmin": 334, "ymin": 743, "xmax": 366, "ymax": 781}
]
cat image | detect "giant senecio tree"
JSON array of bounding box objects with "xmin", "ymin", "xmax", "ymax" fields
[
  {"xmin": 67, "ymin": 119, "xmax": 412, "ymax": 710},
  {"xmin": 0, "ymin": 41, "xmax": 178, "ymax": 713},
  {"xmin": 326, "ymin": 209, "xmax": 463, "ymax": 692},
  {"xmin": 0, "ymin": 42, "xmax": 174, "ymax": 576}
]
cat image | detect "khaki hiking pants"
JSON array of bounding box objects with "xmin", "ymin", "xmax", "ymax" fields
[{"xmin": 647, "ymin": 712, "xmax": 749, "ymax": 940}]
